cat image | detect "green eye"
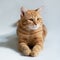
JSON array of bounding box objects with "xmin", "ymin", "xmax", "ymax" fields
[{"xmin": 29, "ymin": 18, "xmax": 33, "ymax": 21}]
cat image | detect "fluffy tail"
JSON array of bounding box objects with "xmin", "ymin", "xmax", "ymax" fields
[{"xmin": 43, "ymin": 24, "xmax": 47, "ymax": 40}]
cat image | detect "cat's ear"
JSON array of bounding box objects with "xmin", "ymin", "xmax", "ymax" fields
[
  {"xmin": 35, "ymin": 6, "xmax": 44, "ymax": 12},
  {"xmin": 35, "ymin": 8, "xmax": 40, "ymax": 12},
  {"xmin": 20, "ymin": 7, "xmax": 27, "ymax": 17}
]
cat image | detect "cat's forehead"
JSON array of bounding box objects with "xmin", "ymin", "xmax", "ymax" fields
[{"xmin": 25, "ymin": 10, "xmax": 40, "ymax": 17}]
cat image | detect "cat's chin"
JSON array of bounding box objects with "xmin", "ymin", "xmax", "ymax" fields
[{"xmin": 28, "ymin": 24, "xmax": 40, "ymax": 30}]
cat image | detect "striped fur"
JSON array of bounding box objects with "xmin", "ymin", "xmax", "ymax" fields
[{"xmin": 17, "ymin": 7, "xmax": 47, "ymax": 56}]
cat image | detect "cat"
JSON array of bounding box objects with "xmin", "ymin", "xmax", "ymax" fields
[{"xmin": 17, "ymin": 7, "xmax": 47, "ymax": 57}]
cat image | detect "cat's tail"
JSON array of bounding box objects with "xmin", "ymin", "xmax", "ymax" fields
[{"xmin": 43, "ymin": 24, "xmax": 47, "ymax": 40}]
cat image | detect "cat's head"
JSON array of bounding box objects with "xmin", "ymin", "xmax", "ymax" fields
[{"xmin": 20, "ymin": 7, "xmax": 43, "ymax": 30}]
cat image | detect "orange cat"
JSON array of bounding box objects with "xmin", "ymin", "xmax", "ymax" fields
[{"xmin": 17, "ymin": 7, "xmax": 47, "ymax": 57}]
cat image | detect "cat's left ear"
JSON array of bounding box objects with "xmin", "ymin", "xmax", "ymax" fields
[
  {"xmin": 35, "ymin": 8, "xmax": 40, "ymax": 12},
  {"xmin": 35, "ymin": 6, "xmax": 44, "ymax": 12}
]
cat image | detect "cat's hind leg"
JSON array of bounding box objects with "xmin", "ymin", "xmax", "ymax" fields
[{"xmin": 18, "ymin": 42, "xmax": 31, "ymax": 56}]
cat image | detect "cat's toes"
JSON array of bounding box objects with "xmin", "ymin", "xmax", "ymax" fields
[
  {"xmin": 23, "ymin": 49, "xmax": 31, "ymax": 56},
  {"xmin": 30, "ymin": 51, "xmax": 38, "ymax": 57}
]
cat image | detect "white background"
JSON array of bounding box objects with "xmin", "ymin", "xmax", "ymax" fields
[{"xmin": 0, "ymin": 0, "xmax": 60, "ymax": 60}]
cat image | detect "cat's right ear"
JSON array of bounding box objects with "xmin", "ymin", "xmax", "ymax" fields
[{"xmin": 20, "ymin": 7, "xmax": 27, "ymax": 17}]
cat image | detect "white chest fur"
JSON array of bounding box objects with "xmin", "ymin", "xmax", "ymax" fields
[{"xmin": 28, "ymin": 24, "xmax": 40, "ymax": 30}]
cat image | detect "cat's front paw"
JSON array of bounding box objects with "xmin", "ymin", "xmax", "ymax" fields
[
  {"xmin": 23, "ymin": 49, "xmax": 31, "ymax": 56},
  {"xmin": 30, "ymin": 51, "xmax": 38, "ymax": 57}
]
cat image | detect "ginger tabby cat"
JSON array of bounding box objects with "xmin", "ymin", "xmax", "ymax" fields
[{"xmin": 17, "ymin": 7, "xmax": 47, "ymax": 57}]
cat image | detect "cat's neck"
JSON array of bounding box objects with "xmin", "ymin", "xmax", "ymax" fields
[{"xmin": 18, "ymin": 22, "xmax": 43, "ymax": 35}]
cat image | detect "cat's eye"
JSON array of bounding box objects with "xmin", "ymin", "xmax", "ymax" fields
[
  {"xmin": 29, "ymin": 18, "xmax": 33, "ymax": 21},
  {"xmin": 37, "ymin": 18, "xmax": 40, "ymax": 20}
]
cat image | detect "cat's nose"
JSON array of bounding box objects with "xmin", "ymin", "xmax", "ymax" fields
[{"xmin": 33, "ymin": 20, "xmax": 37, "ymax": 25}]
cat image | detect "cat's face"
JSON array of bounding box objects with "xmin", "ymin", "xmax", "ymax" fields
[{"xmin": 20, "ymin": 7, "xmax": 43, "ymax": 30}]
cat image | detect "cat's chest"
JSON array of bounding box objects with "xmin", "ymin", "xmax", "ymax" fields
[{"xmin": 21, "ymin": 31, "xmax": 43, "ymax": 42}]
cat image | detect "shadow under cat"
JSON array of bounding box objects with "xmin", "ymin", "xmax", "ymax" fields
[
  {"xmin": 0, "ymin": 34, "xmax": 19, "ymax": 53},
  {"xmin": 0, "ymin": 33, "xmax": 32, "ymax": 57}
]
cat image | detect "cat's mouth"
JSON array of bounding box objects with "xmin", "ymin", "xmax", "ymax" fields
[{"xmin": 28, "ymin": 24, "xmax": 40, "ymax": 30}]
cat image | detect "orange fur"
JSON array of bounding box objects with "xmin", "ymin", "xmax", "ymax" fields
[{"xmin": 17, "ymin": 7, "xmax": 47, "ymax": 56}]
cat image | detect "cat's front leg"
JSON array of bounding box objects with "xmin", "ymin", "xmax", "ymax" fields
[
  {"xmin": 18, "ymin": 42, "xmax": 31, "ymax": 56},
  {"xmin": 30, "ymin": 41, "xmax": 43, "ymax": 57}
]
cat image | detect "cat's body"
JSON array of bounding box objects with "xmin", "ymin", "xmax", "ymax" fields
[{"xmin": 17, "ymin": 7, "xmax": 47, "ymax": 56}]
